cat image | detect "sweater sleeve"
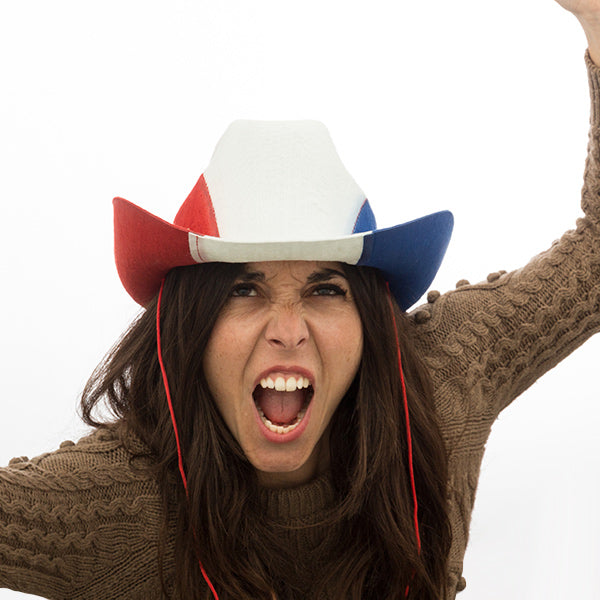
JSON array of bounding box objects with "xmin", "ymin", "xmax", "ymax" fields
[
  {"xmin": 413, "ymin": 51, "xmax": 600, "ymax": 424},
  {"xmin": 0, "ymin": 430, "xmax": 170, "ymax": 600}
]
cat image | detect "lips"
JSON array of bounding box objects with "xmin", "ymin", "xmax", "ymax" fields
[{"xmin": 252, "ymin": 370, "xmax": 315, "ymax": 440}]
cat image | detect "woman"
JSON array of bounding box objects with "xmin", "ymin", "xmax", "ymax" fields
[{"xmin": 1, "ymin": 2, "xmax": 599, "ymax": 599}]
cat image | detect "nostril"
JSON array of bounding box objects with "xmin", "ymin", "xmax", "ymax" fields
[
  {"xmin": 267, "ymin": 337, "xmax": 306, "ymax": 349},
  {"xmin": 268, "ymin": 338, "xmax": 286, "ymax": 348}
]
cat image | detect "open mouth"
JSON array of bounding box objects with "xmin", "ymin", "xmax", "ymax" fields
[{"xmin": 252, "ymin": 375, "xmax": 314, "ymax": 435}]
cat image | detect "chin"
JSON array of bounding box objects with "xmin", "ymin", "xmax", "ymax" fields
[{"xmin": 246, "ymin": 443, "xmax": 323, "ymax": 487}]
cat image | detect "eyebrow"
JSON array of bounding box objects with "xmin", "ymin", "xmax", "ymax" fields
[
  {"xmin": 306, "ymin": 268, "xmax": 347, "ymax": 284},
  {"xmin": 239, "ymin": 267, "xmax": 347, "ymax": 284},
  {"xmin": 238, "ymin": 271, "xmax": 266, "ymax": 282}
]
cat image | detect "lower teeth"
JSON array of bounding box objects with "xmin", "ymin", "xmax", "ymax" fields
[{"xmin": 257, "ymin": 406, "xmax": 307, "ymax": 434}]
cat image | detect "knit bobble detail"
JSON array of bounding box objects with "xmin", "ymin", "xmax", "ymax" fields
[
  {"xmin": 427, "ymin": 290, "xmax": 441, "ymax": 303},
  {"xmin": 456, "ymin": 279, "xmax": 470, "ymax": 288},
  {"xmin": 8, "ymin": 456, "xmax": 29, "ymax": 466},
  {"xmin": 487, "ymin": 270, "xmax": 507, "ymax": 283},
  {"xmin": 96, "ymin": 430, "xmax": 116, "ymax": 441},
  {"xmin": 60, "ymin": 440, "xmax": 75, "ymax": 448},
  {"xmin": 456, "ymin": 576, "xmax": 467, "ymax": 591},
  {"xmin": 414, "ymin": 310, "xmax": 431, "ymax": 324}
]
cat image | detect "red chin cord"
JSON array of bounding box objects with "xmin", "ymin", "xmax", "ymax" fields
[
  {"xmin": 157, "ymin": 279, "xmax": 220, "ymax": 600},
  {"xmin": 385, "ymin": 283, "xmax": 421, "ymax": 598}
]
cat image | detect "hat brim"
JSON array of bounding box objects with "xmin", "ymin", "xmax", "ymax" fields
[
  {"xmin": 114, "ymin": 197, "xmax": 453, "ymax": 310},
  {"xmin": 360, "ymin": 210, "xmax": 454, "ymax": 310}
]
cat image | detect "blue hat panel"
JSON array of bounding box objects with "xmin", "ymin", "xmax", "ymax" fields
[
  {"xmin": 358, "ymin": 210, "xmax": 454, "ymax": 311},
  {"xmin": 352, "ymin": 200, "xmax": 377, "ymax": 234}
]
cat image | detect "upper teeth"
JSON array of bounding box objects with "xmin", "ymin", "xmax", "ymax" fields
[{"xmin": 260, "ymin": 376, "xmax": 310, "ymax": 392}]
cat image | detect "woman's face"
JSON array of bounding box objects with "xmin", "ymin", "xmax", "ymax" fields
[{"xmin": 203, "ymin": 260, "xmax": 363, "ymax": 487}]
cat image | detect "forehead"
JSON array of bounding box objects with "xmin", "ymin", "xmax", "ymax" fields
[{"xmin": 243, "ymin": 260, "xmax": 347, "ymax": 281}]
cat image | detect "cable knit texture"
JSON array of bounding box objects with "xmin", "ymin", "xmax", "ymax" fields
[{"xmin": 2, "ymin": 52, "xmax": 600, "ymax": 599}]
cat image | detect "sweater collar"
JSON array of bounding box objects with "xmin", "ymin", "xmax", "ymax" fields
[{"xmin": 259, "ymin": 472, "xmax": 335, "ymax": 520}]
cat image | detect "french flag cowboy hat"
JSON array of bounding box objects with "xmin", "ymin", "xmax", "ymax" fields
[{"xmin": 114, "ymin": 120, "xmax": 453, "ymax": 311}]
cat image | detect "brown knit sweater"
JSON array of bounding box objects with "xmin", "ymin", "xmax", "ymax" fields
[{"xmin": 1, "ymin": 52, "xmax": 600, "ymax": 600}]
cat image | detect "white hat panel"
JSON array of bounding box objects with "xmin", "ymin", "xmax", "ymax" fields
[{"xmin": 203, "ymin": 120, "xmax": 366, "ymax": 243}]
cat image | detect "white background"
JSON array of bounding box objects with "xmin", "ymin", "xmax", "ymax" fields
[{"xmin": 0, "ymin": 1, "xmax": 599, "ymax": 598}]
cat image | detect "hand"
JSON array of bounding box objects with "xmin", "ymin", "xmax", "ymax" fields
[
  {"xmin": 554, "ymin": 0, "xmax": 600, "ymax": 19},
  {"xmin": 555, "ymin": 0, "xmax": 600, "ymax": 65}
]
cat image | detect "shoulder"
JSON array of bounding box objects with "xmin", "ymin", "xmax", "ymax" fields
[{"xmin": 0, "ymin": 427, "xmax": 161, "ymax": 514}]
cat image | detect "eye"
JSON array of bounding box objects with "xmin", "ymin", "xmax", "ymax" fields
[
  {"xmin": 310, "ymin": 284, "xmax": 347, "ymax": 297},
  {"xmin": 231, "ymin": 283, "xmax": 258, "ymax": 297}
]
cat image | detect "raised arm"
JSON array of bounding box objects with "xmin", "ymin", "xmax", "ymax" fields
[
  {"xmin": 411, "ymin": 23, "xmax": 600, "ymax": 428},
  {"xmin": 0, "ymin": 430, "xmax": 168, "ymax": 599}
]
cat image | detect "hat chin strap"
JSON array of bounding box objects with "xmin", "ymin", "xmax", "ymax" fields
[
  {"xmin": 386, "ymin": 282, "xmax": 421, "ymax": 598},
  {"xmin": 156, "ymin": 279, "xmax": 220, "ymax": 600}
]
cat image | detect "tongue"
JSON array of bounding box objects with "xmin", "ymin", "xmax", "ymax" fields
[{"xmin": 255, "ymin": 389, "xmax": 305, "ymax": 425}]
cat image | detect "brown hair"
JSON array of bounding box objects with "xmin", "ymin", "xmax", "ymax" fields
[{"xmin": 81, "ymin": 262, "xmax": 451, "ymax": 599}]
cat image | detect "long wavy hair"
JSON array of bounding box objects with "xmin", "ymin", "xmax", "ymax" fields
[{"xmin": 81, "ymin": 262, "xmax": 451, "ymax": 599}]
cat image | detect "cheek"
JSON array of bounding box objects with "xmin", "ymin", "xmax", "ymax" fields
[
  {"xmin": 344, "ymin": 310, "xmax": 364, "ymax": 352},
  {"xmin": 203, "ymin": 315, "xmax": 261, "ymax": 413},
  {"xmin": 345, "ymin": 327, "xmax": 364, "ymax": 377},
  {"xmin": 323, "ymin": 314, "xmax": 363, "ymax": 383},
  {"xmin": 202, "ymin": 326, "xmax": 241, "ymax": 436},
  {"xmin": 203, "ymin": 322, "xmax": 238, "ymax": 398}
]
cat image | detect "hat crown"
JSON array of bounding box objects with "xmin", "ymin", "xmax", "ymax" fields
[{"xmin": 201, "ymin": 120, "xmax": 369, "ymax": 242}]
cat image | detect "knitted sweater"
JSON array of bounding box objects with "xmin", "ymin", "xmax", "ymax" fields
[{"xmin": 1, "ymin": 53, "xmax": 600, "ymax": 600}]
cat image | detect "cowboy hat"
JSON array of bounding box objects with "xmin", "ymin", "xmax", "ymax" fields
[{"xmin": 114, "ymin": 120, "xmax": 453, "ymax": 311}]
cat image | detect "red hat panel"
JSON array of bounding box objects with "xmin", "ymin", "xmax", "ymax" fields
[
  {"xmin": 173, "ymin": 174, "xmax": 220, "ymax": 237},
  {"xmin": 114, "ymin": 197, "xmax": 197, "ymax": 305}
]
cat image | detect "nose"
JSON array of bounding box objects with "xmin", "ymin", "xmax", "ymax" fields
[{"xmin": 264, "ymin": 303, "xmax": 309, "ymax": 350}]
